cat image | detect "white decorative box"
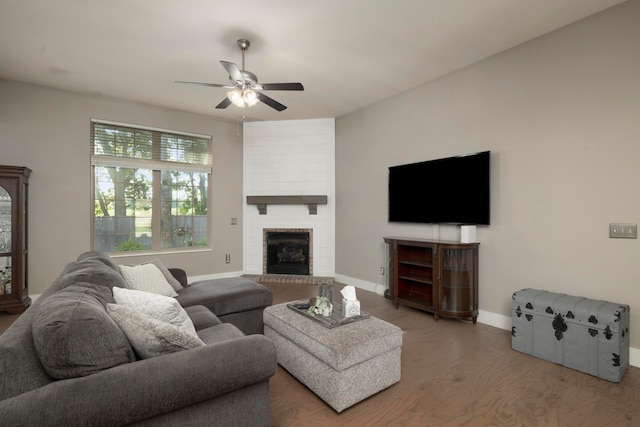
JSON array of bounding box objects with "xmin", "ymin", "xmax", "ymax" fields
[{"xmin": 342, "ymin": 298, "xmax": 361, "ymax": 318}]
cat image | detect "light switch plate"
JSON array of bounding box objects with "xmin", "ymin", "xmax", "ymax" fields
[{"xmin": 609, "ymin": 223, "xmax": 637, "ymax": 239}]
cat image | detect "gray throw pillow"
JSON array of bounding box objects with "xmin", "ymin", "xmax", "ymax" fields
[
  {"xmin": 32, "ymin": 283, "xmax": 135, "ymax": 379},
  {"xmin": 112, "ymin": 287, "xmax": 197, "ymax": 336},
  {"xmin": 120, "ymin": 263, "xmax": 178, "ymax": 297},
  {"xmin": 107, "ymin": 304, "xmax": 205, "ymax": 359},
  {"xmin": 146, "ymin": 259, "xmax": 183, "ymax": 291}
]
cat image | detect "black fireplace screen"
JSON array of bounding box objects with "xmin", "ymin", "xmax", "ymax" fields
[{"xmin": 266, "ymin": 232, "xmax": 310, "ymax": 275}]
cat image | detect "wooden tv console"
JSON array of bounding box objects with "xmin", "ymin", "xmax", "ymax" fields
[{"xmin": 384, "ymin": 237, "xmax": 479, "ymax": 324}]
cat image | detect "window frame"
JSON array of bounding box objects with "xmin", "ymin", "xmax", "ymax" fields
[{"xmin": 90, "ymin": 119, "xmax": 213, "ymax": 255}]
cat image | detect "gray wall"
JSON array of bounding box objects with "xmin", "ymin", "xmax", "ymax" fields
[
  {"xmin": 336, "ymin": 1, "xmax": 640, "ymax": 348},
  {"xmin": 0, "ymin": 80, "xmax": 244, "ymax": 295}
]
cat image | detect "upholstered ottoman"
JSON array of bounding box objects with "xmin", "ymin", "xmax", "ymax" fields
[{"xmin": 263, "ymin": 302, "xmax": 402, "ymax": 412}]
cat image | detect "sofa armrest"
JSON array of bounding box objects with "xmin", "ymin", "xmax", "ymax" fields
[
  {"xmin": 168, "ymin": 267, "xmax": 188, "ymax": 288},
  {"xmin": 0, "ymin": 334, "xmax": 276, "ymax": 426}
]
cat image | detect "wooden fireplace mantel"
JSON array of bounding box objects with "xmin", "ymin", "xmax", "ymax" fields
[{"xmin": 246, "ymin": 195, "xmax": 328, "ymax": 215}]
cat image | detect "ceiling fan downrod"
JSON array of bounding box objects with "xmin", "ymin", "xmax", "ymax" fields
[{"xmin": 237, "ymin": 39, "xmax": 250, "ymax": 71}]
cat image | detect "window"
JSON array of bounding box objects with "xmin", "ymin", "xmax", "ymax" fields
[{"xmin": 91, "ymin": 120, "xmax": 212, "ymax": 253}]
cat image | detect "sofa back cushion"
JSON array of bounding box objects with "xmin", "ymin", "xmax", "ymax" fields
[
  {"xmin": 32, "ymin": 283, "xmax": 135, "ymax": 379},
  {"xmin": 76, "ymin": 250, "xmax": 122, "ymax": 273},
  {"xmin": 53, "ymin": 259, "xmax": 128, "ymax": 292}
]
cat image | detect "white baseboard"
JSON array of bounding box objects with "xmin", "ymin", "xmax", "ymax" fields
[
  {"xmin": 335, "ymin": 274, "xmax": 640, "ymax": 369},
  {"xmin": 334, "ymin": 274, "xmax": 386, "ymax": 296},
  {"xmin": 477, "ymin": 309, "xmax": 512, "ymax": 330},
  {"xmin": 631, "ymin": 348, "xmax": 640, "ymax": 368}
]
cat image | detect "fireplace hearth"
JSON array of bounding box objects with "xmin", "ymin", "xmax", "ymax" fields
[{"xmin": 264, "ymin": 230, "xmax": 311, "ymax": 275}]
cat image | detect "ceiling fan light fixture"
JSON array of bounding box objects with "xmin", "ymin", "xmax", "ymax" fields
[
  {"xmin": 227, "ymin": 89, "xmax": 258, "ymax": 108},
  {"xmin": 227, "ymin": 89, "xmax": 246, "ymax": 107},
  {"xmin": 242, "ymin": 89, "xmax": 258, "ymax": 107}
]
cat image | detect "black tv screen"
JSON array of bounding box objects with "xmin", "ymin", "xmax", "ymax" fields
[{"xmin": 388, "ymin": 151, "xmax": 490, "ymax": 225}]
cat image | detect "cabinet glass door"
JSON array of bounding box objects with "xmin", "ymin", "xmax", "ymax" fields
[
  {"xmin": 0, "ymin": 185, "xmax": 11, "ymax": 296},
  {"xmin": 440, "ymin": 248, "xmax": 474, "ymax": 313}
]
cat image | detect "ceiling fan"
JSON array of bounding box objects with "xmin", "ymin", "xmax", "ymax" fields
[{"xmin": 175, "ymin": 39, "xmax": 304, "ymax": 111}]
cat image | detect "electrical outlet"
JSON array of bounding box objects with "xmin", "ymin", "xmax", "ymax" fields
[
  {"xmin": 225, "ymin": 254, "xmax": 231, "ymax": 263},
  {"xmin": 380, "ymin": 267, "xmax": 385, "ymax": 275},
  {"xmin": 609, "ymin": 223, "xmax": 637, "ymax": 239}
]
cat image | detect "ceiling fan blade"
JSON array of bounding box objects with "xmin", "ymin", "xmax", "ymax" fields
[
  {"xmin": 220, "ymin": 61, "xmax": 244, "ymax": 84},
  {"xmin": 261, "ymin": 83, "xmax": 304, "ymax": 91},
  {"xmin": 175, "ymin": 80, "xmax": 231, "ymax": 88},
  {"xmin": 215, "ymin": 98, "xmax": 232, "ymax": 109},
  {"xmin": 256, "ymin": 92, "xmax": 287, "ymax": 111}
]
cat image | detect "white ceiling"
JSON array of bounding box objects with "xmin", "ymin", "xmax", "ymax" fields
[{"xmin": 0, "ymin": 0, "xmax": 626, "ymax": 122}]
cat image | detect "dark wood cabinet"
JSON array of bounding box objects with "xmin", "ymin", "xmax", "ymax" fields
[
  {"xmin": 0, "ymin": 166, "xmax": 31, "ymax": 314},
  {"xmin": 384, "ymin": 237, "xmax": 478, "ymax": 323}
]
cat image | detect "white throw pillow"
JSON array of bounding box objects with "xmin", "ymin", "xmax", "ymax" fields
[
  {"xmin": 112, "ymin": 287, "xmax": 197, "ymax": 336},
  {"xmin": 107, "ymin": 304, "xmax": 205, "ymax": 359},
  {"xmin": 120, "ymin": 263, "xmax": 178, "ymax": 297}
]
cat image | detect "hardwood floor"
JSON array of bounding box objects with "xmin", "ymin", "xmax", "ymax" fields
[
  {"xmin": 262, "ymin": 281, "xmax": 640, "ymax": 427},
  {"xmin": 1, "ymin": 282, "xmax": 638, "ymax": 426}
]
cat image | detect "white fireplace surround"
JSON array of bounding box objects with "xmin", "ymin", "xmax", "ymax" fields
[{"xmin": 242, "ymin": 119, "xmax": 336, "ymax": 277}]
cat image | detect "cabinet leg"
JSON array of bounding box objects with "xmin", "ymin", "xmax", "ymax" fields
[
  {"xmin": 434, "ymin": 313, "xmax": 439, "ymax": 322},
  {"xmin": 393, "ymin": 300, "xmax": 399, "ymax": 309},
  {"xmin": 472, "ymin": 316, "xmax": 477, "ymax": 325}
]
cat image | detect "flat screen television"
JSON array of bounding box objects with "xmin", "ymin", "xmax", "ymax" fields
[{"xmin": 388, "ymin": 151, "xmax": 490, "ymax": 225}]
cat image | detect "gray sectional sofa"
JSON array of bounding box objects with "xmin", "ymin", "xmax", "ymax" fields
[{"xmin": 0, "ymin": 251, "xmax": 276, "ymax": 426}]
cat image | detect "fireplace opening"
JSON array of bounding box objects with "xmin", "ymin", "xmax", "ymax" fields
[{"xmin": 266, "ymin": 231, "xmax": 310, "ymax": 275}]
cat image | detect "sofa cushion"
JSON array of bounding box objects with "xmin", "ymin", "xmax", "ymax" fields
[
  {"xmin": 120, "ymin": 263, "xmax": 178, "ymax": 297},
  {"xmin": 183, "ymin": 305, "xmax": 223, "ymax": 331},
  {"xmin": 112, "ymin": 287, "xmax": 196, "ymax": 335},
  {"xmin": 197, "ymin": 323, "xmax": 246, "ymax": 345},
  {"xmin": 32, "ymin": 283, "xmax": 136, "ymax": 379},
  {"xmin": 176, "ymin": 277, "xmax": 273, "ymax": 316},
  {"xmin": 107, "ymin": 304, "xmax": 205, "ymax": 359}
]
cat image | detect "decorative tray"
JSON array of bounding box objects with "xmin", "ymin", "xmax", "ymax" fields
[{"xmin": 287, "ymin": 299, "xmax": 370, "ymax": 329}]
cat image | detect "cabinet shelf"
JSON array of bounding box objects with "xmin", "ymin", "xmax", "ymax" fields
[
  {"xmin": 399, "ymin": 260, "xmax": 432, "ymax": 268},
  {"xmin": 398, "ymin": 275, "xmax": 433, "ymax": 285},
  {"xmin": 385, "ymin": 237, "xmax": 478, "ymax": 324}
]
